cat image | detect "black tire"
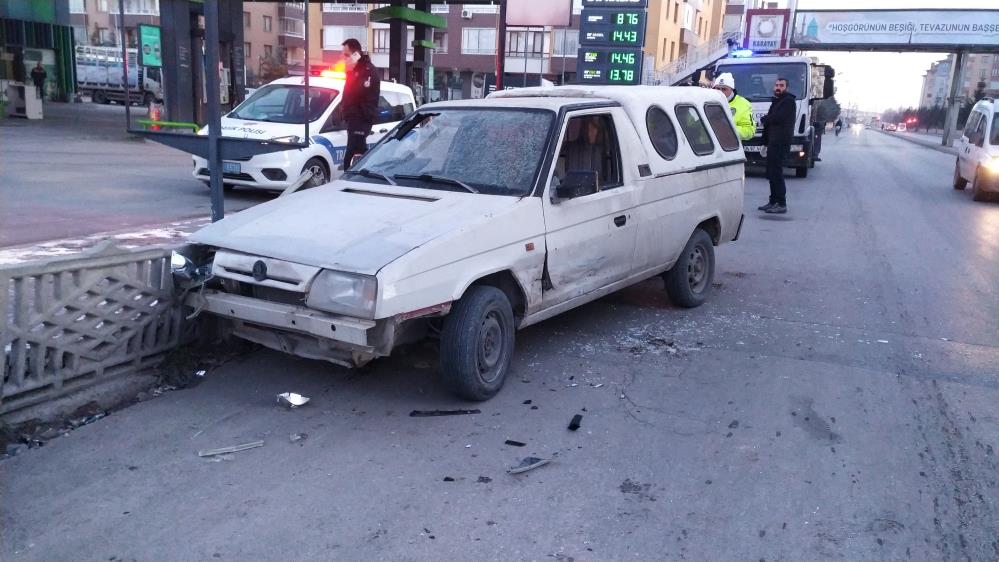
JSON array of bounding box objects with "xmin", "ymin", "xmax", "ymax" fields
[
  {"xmin": 664, "ymin": 228, "xmax": 715, "ymax": 308},
  {"xmin": 795, "ymin": 166, "xmax": 808, "ymax": 178},
  {"xmin": 971, "ymin": 169, "xmax": 990, "ymax": 202},
  {"xmin": 953, "ymin": 161, "xmax": 967, "ymax": 190},
  {"xmin": 439, "ymin": 286, "xmax": 515, "ymax": 401},
  {"xmin": 301, "ymin": 157, "xmax": 329, "ymax": 188},
  {"xmin": 92, "ymin": 90, "xmax": 108, "ymax": 104}
]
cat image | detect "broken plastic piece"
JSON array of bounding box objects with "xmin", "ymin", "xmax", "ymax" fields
[
  {"xmin": 277, "ymin": 392, "xmax": 310, "ymax": 408},
  {"xmin": 523, "ymin": 400, "xmax": 532, "ymax": 405},
  {"xmin": 195, "ymin": 370, "xmax": 207, "ymax": 377},
  {"xmin": 409, "ymin": 409, "xmax": 481, "ymax": 417},
  {"xmin": 504, "ymin": 439, "xmax": 526, "ymax": 447},
  {"xmin": 508, "ymin": 456, "xmax": 550, "ymax": 475},
  {"xmin": 289, "ymin": 432, "xmax": 308, "ymax": 443},
  {"xmin": 198, "ymin": 440, "xmax": 264, "ymax": 457},
  {"xmin": 568, "ymin": 414, "xmax": 583, "ymax": 431},
  {"xmin": 443, "ymin": 476, "xmax": 455, "ymax": 482}
]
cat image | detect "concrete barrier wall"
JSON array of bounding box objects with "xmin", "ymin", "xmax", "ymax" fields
[{"xmin": 1, "ymin": 242, "xmax": 190, "ymax": 418}]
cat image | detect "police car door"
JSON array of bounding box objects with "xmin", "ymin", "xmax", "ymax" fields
[{"xmin": 370, "ymin": 91, "xmax": 413, "ymax": 146}]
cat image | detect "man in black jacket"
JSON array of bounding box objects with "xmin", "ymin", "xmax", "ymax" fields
[
  {"xmin": 337, "ymin": 38, "xmax": 380, "ymax": 170},
  {"xmin": 760, "ymin": 77, "xmax": 796, "ymax": 214}
]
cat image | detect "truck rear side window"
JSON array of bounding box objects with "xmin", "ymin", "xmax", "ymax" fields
[
  {"xmin": 675, "ymin": 104, "xmax": 714, "ymax": 156},
  {"xmin": 703, "ymin": 103, "xmax": 740, "ymax": 152},
  {"xmin": 646, "ymin": 106, "xmax": 678, "ymax": 160}
]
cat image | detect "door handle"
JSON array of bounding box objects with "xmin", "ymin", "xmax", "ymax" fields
[
  {"xmin": 614, "ymin": 215, "xmax": 627, "ymax": 227},
  {"xmin": 378, "ymin": 128, "xmax": 388, "ymax": 133}
]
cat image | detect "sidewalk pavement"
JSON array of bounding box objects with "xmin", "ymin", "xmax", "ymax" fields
[{"xmin": 877, "ymin": 129, "xmax": 957, "ymax": 156}]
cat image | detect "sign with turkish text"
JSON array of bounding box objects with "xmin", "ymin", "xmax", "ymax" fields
[
  {"xmin": 791, "ymin": 10, "xmax": 999, "ymax": 50},
  {"xmin": 744, "ymin": 9, "xmax": 790, "ymax": 52}
]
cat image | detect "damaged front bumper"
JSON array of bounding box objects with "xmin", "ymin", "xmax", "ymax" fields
[{"xmin": 189, "ymin": 290, "xmax": 380, "ymax": 367}]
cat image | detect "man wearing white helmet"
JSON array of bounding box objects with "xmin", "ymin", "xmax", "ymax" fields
[{"xmin": 712, "ymin": 72, "xmax": 755, "ymax": 141}]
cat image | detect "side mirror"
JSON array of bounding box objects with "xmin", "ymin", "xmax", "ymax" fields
[{"xmin": 553, "ymin": 171, "xmax": 599, "ymax": 201}]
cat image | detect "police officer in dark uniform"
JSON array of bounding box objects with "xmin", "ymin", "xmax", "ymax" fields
[{"xmin": 337, "ymin": 38, "xmax": 380, "ymax": 170}]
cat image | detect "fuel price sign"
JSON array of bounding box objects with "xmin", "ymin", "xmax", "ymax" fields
[
  {"xmin": 577, "ymin": 47, "xmax": 643, "ymax": 85},
  {"xmin": 579, "ymin": 8, "xmax": 646, "ymax": 47}
]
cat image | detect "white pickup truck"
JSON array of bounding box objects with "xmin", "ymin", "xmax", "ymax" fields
[{"xmin": 177, "ymin": 85, "xmax": 746, "ymax": 400}]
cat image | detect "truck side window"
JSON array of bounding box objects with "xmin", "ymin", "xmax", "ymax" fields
[
  {"xmin": 703, "ymin": 103, "xmax": 740, "ymax": 151},
  {"xmin": 675, "ymin": 104, "xmax": 715, "ymax": 156},
  {"xmin": 964, "ymin": 112, "xmax": 981, "ymax": 138},
  {"xmin": 557, "ymin": 114, "xmax": 623, "ymax": 191},
  {"xmin": 646, "ymin": 106, "xmax": 678, "ymax": 160}
]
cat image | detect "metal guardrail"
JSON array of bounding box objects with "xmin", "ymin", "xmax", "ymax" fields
[{"xmin": 1, "ymin": 242, "xmax": 188, "ymax": 415}]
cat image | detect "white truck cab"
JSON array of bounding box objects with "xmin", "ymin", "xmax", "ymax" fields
[
  {"xmin": 714, "ymin": 55, "xmax": 835, "ymax": 178},
  {"xmin": 192, "ymin": 76, "xmax": 416, "ymax": 190},
  {"xmin": 178, "ymin": 85, "xmax": 745, "ymax": 400},
  {"xmin": 953, "ymin": 98, "xmax": 999, "ymax": 201}
]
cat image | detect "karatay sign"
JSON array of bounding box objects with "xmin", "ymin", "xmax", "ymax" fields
[
  {"xmin": 744, "ymin": 9, "xmax": 790, "ymax": 52},
  {"xmin": 791, "ymin": 10, "xmax": 999, "ymax": 50}
]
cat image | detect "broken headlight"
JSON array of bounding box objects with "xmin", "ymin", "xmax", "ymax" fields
[{"xmin": 306, "ymin": 270, "xmax": 377, "ymax": 319}]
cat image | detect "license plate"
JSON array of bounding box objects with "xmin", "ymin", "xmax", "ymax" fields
[
  {"xmin": 223, "ymin": 161, "xmax": 241, "ymax": 174},
  {"xmin": 743, "ymin": 146, "xmax": 764, "ymax": 153}
]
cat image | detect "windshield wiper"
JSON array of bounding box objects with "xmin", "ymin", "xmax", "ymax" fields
[
  {"xmin": 345, "ymin": 168, "xmax": 396, "ymax": 185},
  {"xmin": 393, "ymin": 173, "xmax": 478, "ymax": 194}
]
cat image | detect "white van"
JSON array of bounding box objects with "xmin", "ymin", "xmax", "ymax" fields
[
  {"xmin": 178, "ymin": 85, "xmax": 745, "ymax": 400},
  {"xmin": 192, "ymin": 75, "xmax": 416, "ymax": 190},
  {"xmin": 953, "ymin": 98, "xmax": 999, "ymax": 201}
]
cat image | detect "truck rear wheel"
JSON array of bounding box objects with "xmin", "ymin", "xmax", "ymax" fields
[
  {"xmin": 92, "ymin": 90, "xmax": 108, "ymax": 104},
  {"xmin": 439, "ymin": 286, "xmax": 515, "ymax": 401},
  {"xmin": 664, "ymin": 228, "xmax": 715, "ymax": 308}
]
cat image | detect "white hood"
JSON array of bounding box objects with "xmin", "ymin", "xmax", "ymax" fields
[{"xmin": 189, "ymin": 181, "xmax": 522, "ymax": 275}]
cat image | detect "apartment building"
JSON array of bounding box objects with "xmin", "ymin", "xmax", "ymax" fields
[
  {"xmin": 316, "ymin": 0, "xmax": 726, "ymax": 100},
  {"xmin": 919, "ymin": 57, "xmax": 952, "ymax": 108},
  {"xmin": 67, "ymin": 0, "xmax": 305, "ymax": 86},
  {"xmin": 961, "ymin": 52, "xmax": 999, "ymax": 99}
]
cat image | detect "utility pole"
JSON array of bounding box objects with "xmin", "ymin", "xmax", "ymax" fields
[{"xmin": 942, "ymin": 50, "xmax": 965, "ymax": 148}]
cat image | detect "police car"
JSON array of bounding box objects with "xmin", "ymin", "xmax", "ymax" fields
[{"xmin": 192, "ymin": 74, "xmax": 416, "ymax": 191}]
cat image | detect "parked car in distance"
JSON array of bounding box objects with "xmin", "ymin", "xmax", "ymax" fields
[
  {"xmin": 177, "ymin": 85, "xmax": 746, "ymax": 400},
  {"xmin": 192, "ymin": 75, "xmax": 416, "ymax": 191},
  {"xmin": 953, "ymin": 98, "xmax": 999, "ymax": 201}
]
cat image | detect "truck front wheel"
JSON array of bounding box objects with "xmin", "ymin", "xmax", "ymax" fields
[
  {"xmin": 440, "ymin": 286, "xmax": 515, "ymax": 401},
  {"xmin": 795, "ymin": 166, "xmax": 808, "ymax": 178}
]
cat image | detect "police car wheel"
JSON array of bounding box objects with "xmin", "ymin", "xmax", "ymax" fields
[{"xmin": 302, "ymin": 158, "xmax": 329, "ymax": 188}]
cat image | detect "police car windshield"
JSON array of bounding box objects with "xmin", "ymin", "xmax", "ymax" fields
[
  {"xmin": 721, "ymin": 63, "xmax": 807, "ymax": 103},
  {"xmin": 229, "ymin": 84, "xmax": 338, "ymax": 123},
  {"xmin": 353, "ymin": 108, "xmax": 554, "ymax": 196}
]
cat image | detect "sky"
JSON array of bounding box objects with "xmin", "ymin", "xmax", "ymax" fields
[{"xmin": 789, "ymin": 0, "xmax": 997, "ymax": 113}]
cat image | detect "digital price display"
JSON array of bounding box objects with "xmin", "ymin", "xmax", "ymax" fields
[
  {"xmin": 577, "ymin": 47, "xmax": 643, "ymax": 85},
  {"xmin": 579, "ymin": 8, "xmax": 646, "ymax": 47},
  {"xmin": 582, "ymin": 0, "xmax": 648, "ymax": 7}
]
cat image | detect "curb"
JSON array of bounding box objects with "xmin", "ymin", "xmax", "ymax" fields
[{"xmin": 875, "ymin": 129, "xmax": 957, "ymax": 156}]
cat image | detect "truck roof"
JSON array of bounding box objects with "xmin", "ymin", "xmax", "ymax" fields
[{"xmin": 715, "ymin": 55, "xmax": 813, "ymax": 66}]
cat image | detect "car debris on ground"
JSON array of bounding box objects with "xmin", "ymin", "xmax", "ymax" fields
[
  {"xmin": 276, "ymin": 392, "xmax": 310, "ymax": 408},
  {"xmin": 409, "ymin": 409, "xmax": 481, "ymax": 417},
  {"xmin": 197, "ymin": 440, "xmax": 264, "ymax": 457},
  {"xmin": 568, "ymin": 414, "xmax": 583, "ymax": 431},
  {"xmin": 508, "ymin": 457, "xmax": 551, "ymax": 475}
]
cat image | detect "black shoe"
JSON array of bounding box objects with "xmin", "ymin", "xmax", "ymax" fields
[
  {"xmin": 758, "ymin": 202, "xmax": 775, "ymax": 211},
  {"xmin": 765, "ymin": 204, "xmax": 787, "ymax": 214}
]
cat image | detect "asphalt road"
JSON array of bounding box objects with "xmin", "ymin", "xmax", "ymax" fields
[
  {"xmin": 0, "ymin": 102, "xmax": 267, "ymax": 248},
  {"xmin": 2, "ymin": 127, "xmax": 997, "ymax": 560}
]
